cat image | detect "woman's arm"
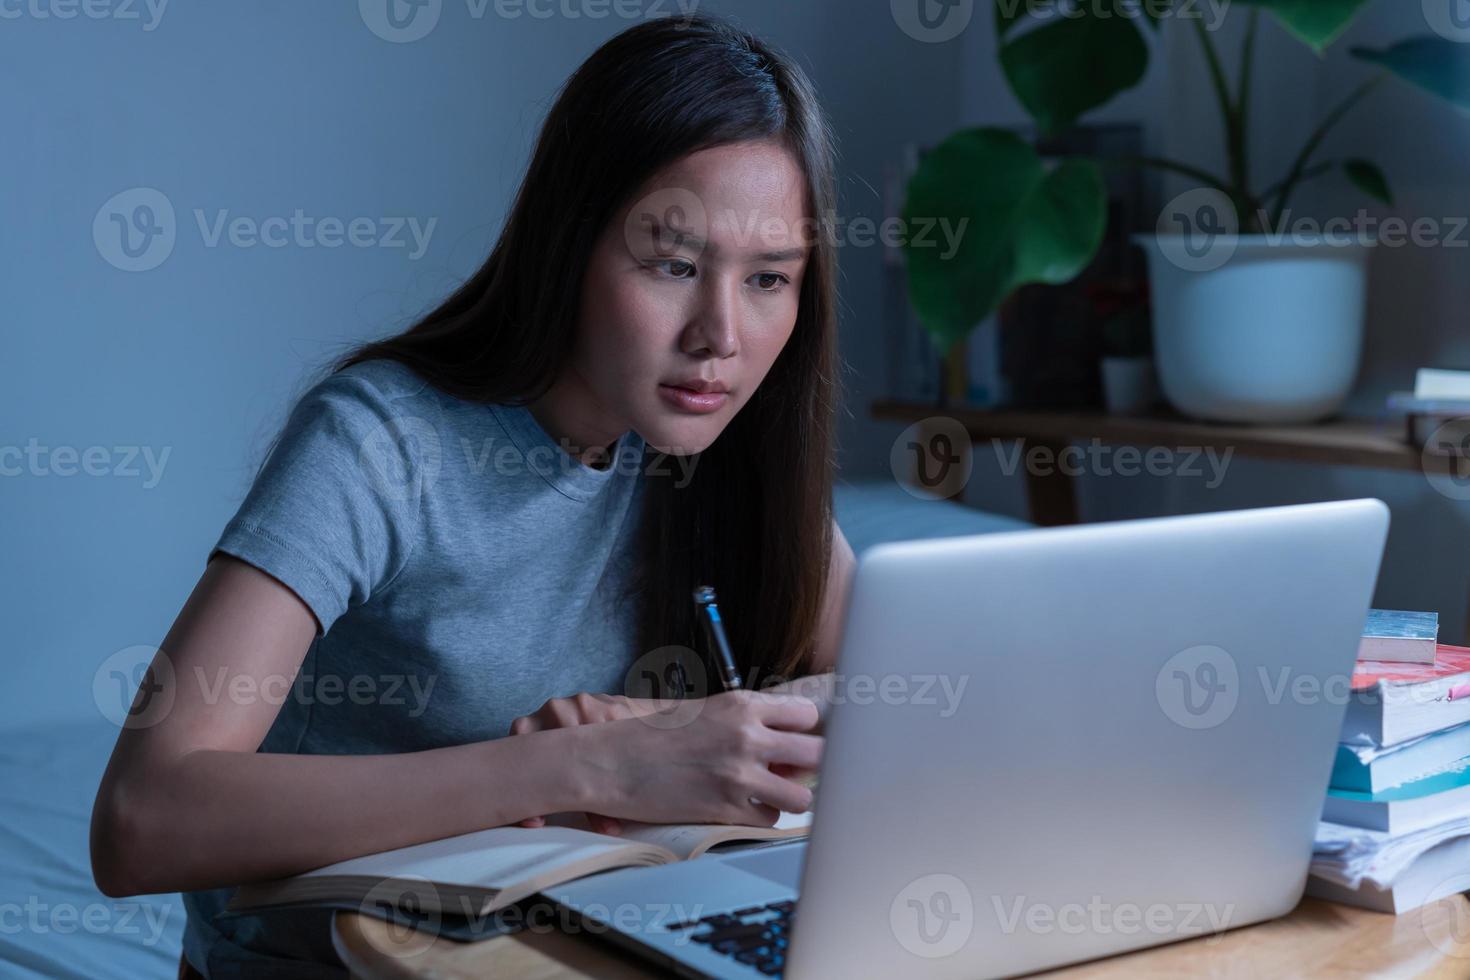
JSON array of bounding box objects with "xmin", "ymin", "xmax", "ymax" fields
[{"xmin": 90, "ymin": 554, "xmax": 820, "ymax": 897}]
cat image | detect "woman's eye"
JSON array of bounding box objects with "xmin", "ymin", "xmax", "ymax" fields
[
  {"xmin": 754, "ymin": 272, "xmax": 790, "ymax": 293},
  {"xmin": 650, "ymin": 259, "xmax": 696, "ymax": 279}
]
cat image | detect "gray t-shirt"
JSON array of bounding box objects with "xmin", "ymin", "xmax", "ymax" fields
[{"xmin": 181, "ymin": 359, "xmax": 649, "ymax": 977}]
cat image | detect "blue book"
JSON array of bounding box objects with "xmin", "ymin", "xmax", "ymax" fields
[
  {"xmin": 1324, "ymin": 758, "xmax": 1470, "ymax": 833},
  {"xmin": 1331, "ymin": 722, "xmax": 1470, "ymax": 793},
  {"xmin": 1359, "ymin": 609, "xmax": 1439, "ymax": 664}
]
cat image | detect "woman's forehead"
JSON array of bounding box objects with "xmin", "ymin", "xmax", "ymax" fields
[{"xmin": 623, "ymin": 141, "xmax": 812, "ymax": 259}]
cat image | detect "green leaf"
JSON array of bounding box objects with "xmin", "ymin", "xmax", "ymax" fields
[
  {"xmin": 1344, "ymin": 159, "xmax": 1392, "ymax": 205},
  {"xmin": 1013, "ymin": 159, "xmax": 1109, "ymax": 279},
  {"xmin": 1231, "ymin": 0, "xmax": 1371, "ymax": 53},
  {"xmin": 1353, "ymin": 38, "xmax": 1470, "ymax": 112},
  {"xmin": 998, "ymin": 9, "xmax": 1149, "ymax": 133},
  {"xmin": 901, "ymin": 128, "xmax": 1107, "ymax": 355}
]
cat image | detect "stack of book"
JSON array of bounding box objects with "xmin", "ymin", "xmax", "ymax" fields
[
  {"xmin": 1387, "ymin": 368, "xmax": 1470, "ymax": 452},
  {"xmin": 1308, "ymin": 609, "xmax": 1470, "ymax": 912}
]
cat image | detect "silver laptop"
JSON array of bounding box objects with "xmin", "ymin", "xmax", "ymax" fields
[{"xmin": 548, "ymin": 499, "xmax": 1389, "ymax": 979}]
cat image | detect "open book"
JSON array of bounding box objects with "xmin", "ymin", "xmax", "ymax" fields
[{"xmin": 225, "ymin": 812, "xmax": 812, "ymax": 917}]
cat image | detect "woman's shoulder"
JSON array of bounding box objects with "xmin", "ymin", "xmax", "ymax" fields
[
  {"xmin": 271, "ymin": 360, "xmax": 449, "ymax": 463},
  {"xmin": 288, "ymin": 359, "xmax": 450, "ymax": 432},
  {"xmin": 322, "ymin": 358, "xmax": 435, "ymax": 405}
]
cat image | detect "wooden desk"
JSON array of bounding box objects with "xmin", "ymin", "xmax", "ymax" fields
[
  {"xmin": 870, "ymin": 399, "xmax": 1469, "ymax": 528},
  {"xmin": 334, "ymin": 895, "xmax": 1470, "ymax": 978}
]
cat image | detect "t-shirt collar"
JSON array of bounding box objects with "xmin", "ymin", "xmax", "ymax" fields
[{"xmin": 490, "ymin": 403, "xmax": 644, "ymax": 501}]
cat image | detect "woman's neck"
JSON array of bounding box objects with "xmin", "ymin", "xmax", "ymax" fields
[{"xmin": 527, "ymin": 372, "xmax": 628, "ymax": 470}]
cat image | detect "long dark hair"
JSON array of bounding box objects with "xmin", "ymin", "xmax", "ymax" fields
[{"xmin": 290, "ymin": 15, "xmax": 840, "ymax": 685}]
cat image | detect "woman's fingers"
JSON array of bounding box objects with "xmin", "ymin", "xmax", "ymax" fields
[
  {"xmin": 747, "ymin": 768, "xmax": 815, "ymax": 815},
  {"xmin": 509, "ymin": 694, "xmax": 639, "ymax": 737},
  {"xmin": 588, "ymin": 814, "xmax": 623, "ymax": 836},
  {"xmin": 761, "ymin": 730, "xmax": 823, "ymax": 770},
  {"xmin": 749, "ymin": 692, "xmax": 820, "ymax": 733},
  {"xmin": 519, "ymin": 814, "xmax": 617, "ymax": 833},
  {"xmin": 767, "ymin": 762, "xmax": 820, "ymax": 780},
  {"xmin": 736, "ymin": 799, "xmax": 783, "ymax": 827}
]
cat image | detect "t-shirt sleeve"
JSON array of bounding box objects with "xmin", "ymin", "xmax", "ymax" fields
[{"xmin": 208, "ymin": 372, "xmax": 431, "ymax": 636}]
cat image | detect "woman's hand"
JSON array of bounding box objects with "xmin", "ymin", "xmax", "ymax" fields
[
  {"xmin": 509, "ymin": 693, "xmax": 645, "ymax": 736},
  {"xmin": 761, "ymin": 672, "xmax": 835, "ymax": 735},
  {"xmin": 570, "ymin": 689, "xmax": 822, "ymax": 828},
  {"xmin": 508, "ymin": 694, "xmax": 652, "ymax": 834}
]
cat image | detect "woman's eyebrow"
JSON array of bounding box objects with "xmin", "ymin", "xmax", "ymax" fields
[
  {"xmin": 751, "ymin": 246, "xmax": 809, "ymax": 263},
  {"xmin": 643, "ymin": 222, "xmax": 808, "ymax": 263}
]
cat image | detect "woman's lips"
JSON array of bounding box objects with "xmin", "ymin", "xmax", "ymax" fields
[{"xmin": 658, "ymin": 384, "xmax": 728, "ymax": 414}]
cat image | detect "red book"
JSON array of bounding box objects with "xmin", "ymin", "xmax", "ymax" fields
[
  {"xmin": 1345, "ymin": 645, "xmax": 1470, "ymax": 746},
  {"xmin": 1352, "ymin": 645, "xmax": 1470, "ymax": 691}
]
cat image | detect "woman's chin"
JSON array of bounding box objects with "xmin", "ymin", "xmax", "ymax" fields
[{"xmin": 638, "ymin": 418, "xmax": 724, "ymax": 458}]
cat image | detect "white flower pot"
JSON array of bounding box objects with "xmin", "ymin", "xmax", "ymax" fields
[{"xmin": 1133, "ymin": 234, "xmax": 1373, "ymax": 424}]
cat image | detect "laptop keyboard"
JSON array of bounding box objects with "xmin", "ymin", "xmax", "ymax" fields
[{"xmin": 666, "ymin": 899, "xmax": 795, "ymax": 976}]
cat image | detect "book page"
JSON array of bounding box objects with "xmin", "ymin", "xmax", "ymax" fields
[
  {"xmin": 297, "ymin": 825, "xmax": 665, "ymax": 889},
  {"xmin": 617, "ymin": 810, "xmax": 814, "ymax": 860}
]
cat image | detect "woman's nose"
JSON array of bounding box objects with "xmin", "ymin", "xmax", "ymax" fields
[{"xmin": 685, "ymin": 276, "xmax": 740, "ymax": 359}]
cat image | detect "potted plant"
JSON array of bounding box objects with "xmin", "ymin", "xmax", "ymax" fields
[{"xmin": 902, "ymin": 1, "xmax": 1470, "ymax": 423}]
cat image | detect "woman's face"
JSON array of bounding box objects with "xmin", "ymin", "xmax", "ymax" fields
[{"xmin": 561, "ymin": 139, "xmax": 812, "ymax": 457}]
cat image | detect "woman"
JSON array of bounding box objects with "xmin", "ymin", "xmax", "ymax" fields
[{"xmin": 90, "ymin": 13, "xmax": 855, "ymax": 978}]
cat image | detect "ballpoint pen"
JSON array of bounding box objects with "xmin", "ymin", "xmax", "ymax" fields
[{"xmin": 693, "ymin": 585, "xmax": 742, "ymax": 692}]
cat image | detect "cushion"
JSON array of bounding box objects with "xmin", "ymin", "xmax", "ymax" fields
[{"xmin": 0, "ymin": 721, "xmax": 185, "ymax": 978}]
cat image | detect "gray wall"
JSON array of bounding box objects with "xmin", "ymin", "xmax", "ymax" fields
[
  {"xmin": 928, "ymin": 6, "xmax": 1470, "ymax": 641},
  {"xmin": 10, "ymin": 3, "xmax": 1465, "ymax": 732},
  {"xmin": 1, "ymin": 2, "xmax": 963, "ymax": 729}
]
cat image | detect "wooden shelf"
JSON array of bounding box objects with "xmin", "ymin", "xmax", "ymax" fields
[
  {"xmin": 871, "ymin": 399, "xmax": 1454, "ymax": 475},
  {"xmin": 871, "ymin": 398, "xmax": 1470, "ymax": 533}
]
